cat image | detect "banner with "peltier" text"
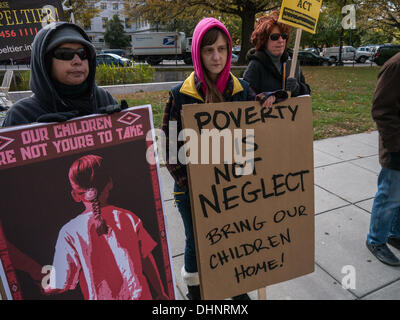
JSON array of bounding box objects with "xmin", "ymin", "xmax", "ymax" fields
[{"xmin": 0, "ymin": 0, "xmax": 64, "ymax": 62}]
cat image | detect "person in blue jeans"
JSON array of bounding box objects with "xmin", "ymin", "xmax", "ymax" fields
[
  {"xmin": 367, "ymin": 52, "xmax": 400, "ymax": 266},
  {"xmin": 162, "ymin": 17, "xmax": 283, "ymax": 300}
]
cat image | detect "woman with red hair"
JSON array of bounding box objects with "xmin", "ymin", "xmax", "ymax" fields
[{"xmin": 243, "ymin": 11, "xmax": 310, "ymax": 96}]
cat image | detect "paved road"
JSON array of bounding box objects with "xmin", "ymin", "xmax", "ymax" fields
[{"xmin": 340, "ymin": 60, "xmax": 377, "ymax": 67}]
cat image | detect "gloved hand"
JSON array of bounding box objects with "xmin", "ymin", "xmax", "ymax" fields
[
  {"xmin": 36, "ymin": 110, "xmax": 80, "ymax": 123},
  {"xmin": 286, "ymin": 77, "xmax": 300, "ymax": 95},
  {"xmin": 120, "ymin": 99, "xmax": 128, "ymax": 110},
  {"xmin": 388, "ymin": 152, "xmax": 400, "ymax": 168},
  {"xmin": 98, "ymin": 100, "xmax": 129, "ymax": 114},
  {"xmin": 36, "ymin": 100, "xmax": 130, "ymax": 122}
]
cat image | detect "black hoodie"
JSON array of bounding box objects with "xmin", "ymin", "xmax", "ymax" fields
[
  {"xmin": 3, "ymin": 22, "xmax": 117, "ymax": 127},
  {"xmin": 243, "ymin": 48, "xmax": 310, "ymax": 96}
]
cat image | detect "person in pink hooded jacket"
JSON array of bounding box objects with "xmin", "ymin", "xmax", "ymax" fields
[{"xmin": 162, "ymin": 17, "xmax": 285, "ymax": 300}]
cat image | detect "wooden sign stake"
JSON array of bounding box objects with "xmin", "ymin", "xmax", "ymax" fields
[
  {"xmin": 290, "ymin": 28, "xmax": 302, "ymax": 77},
  {"xmin": 288, "ymin": 28, "xmax": 303, "ymax": 97},
  {"xmin": 257, "ymin": 287, "xmax": 267, "ymax": 300}
]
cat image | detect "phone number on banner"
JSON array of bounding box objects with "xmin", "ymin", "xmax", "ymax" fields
[{"xmin": 0, "ymin": 27, "xmax": 38, "ymax": 39}]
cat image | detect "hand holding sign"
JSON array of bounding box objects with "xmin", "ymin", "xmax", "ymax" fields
[
  {"xmin": 286, "ymin": 77, "xmax": 301, "ymax": 95},
  {"xmin": 181, "ymin": 97, "xmax": 315, "ymax": 300}
]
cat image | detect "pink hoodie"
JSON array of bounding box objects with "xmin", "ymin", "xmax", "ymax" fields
[{"xmin": 191, "ymin": 17, "xmax": 232, "ymax": 97}]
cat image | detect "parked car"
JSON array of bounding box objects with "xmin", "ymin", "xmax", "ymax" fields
[
  {"xmin": 322, "ymin": 46, "xmax": 357, "ymax": 62},
  {"xmin": 100, "ymin": 49, "xmax": 127, "ymax": 58},
  {"xmin": 96, "ymin": 53, "xmax": 133, "ymax": 67},
  {"xmin": 371, "ymin": 44, "xmax": 400, "ymax": 66},
  {"xmin": 231, "ymin": 53, "xmax": 239, "ymax": 63},
  {"xmin": 303, "ymin": 47, "xmax": 321, "ymax": 56},
  {"xmin": 369, "ymin": 45, "xmax": 380, "ymax": 54},
  {"xmin": 232, "ymin": 45, "xmax": 241, "ymax": 55},
  {"xmin": 298, "ymin": 51, "xmax": 331, "ymax": 66},
  {"xmin": 355, "ymin": 46, "xmax": 373, "ymax": 63}
]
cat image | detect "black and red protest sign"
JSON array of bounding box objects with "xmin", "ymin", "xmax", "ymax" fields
[
  {"xmin": 0, "ymin": 106, "xmax": 175, "ymax": 300},
  {"xmin": 0, "ymin": 0, "xmax": 64, "ymax": 61}
]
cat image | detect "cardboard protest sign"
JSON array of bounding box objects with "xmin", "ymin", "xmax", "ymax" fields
[
  {"xmin": 279, "ymin": 0, "xmax": 323, "ymax": 34},
  {"xmin": 182, "ymin": 97, "xmax": 314, "ymax": 300},
  {"xmin": 0, "ymin": 106, "xmax": 175, "ymax": 300},
  {"xmin": 0, "ymin": 0, "xmax": 64, "ymax": 62}
]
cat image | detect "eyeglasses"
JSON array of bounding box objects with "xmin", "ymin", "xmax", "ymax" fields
[
  {"xmin": 52, "ymin": 47, "xmax": 88, "ymax": 61},
  {"xmin": 269, "ymin": 33, "xmax": 289, "ymax": 41}
]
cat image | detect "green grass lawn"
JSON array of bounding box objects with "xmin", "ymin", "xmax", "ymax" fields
[
  {"xmin": 114, "ymin": 90, "xmax": 169, "ymax": 131},
  {"xmin": 302, "ymin": 66, "xmax": 379, "ymax": 140},
  {"xmin": 115, "ymin": 66, "xmax": 380, "ymax": 140}
]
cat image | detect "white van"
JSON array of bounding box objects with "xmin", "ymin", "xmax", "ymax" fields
[{"xmin": 322, "ymin": 46, "xmax": 357, "ymax": 62}]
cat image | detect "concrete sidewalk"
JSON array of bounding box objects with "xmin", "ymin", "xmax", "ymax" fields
[{"xmin": 160, "ymin": 130, "xmax": 400, "ymax": 300}]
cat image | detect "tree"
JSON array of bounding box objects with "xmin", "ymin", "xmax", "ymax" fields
[
  {"xmin": 311, "ymin": 0, "xmax": 399, "ymax": 49},
  {"xmin": 124, "ymin": 0, "xmax": 281, "ymax": 64},
  {"xmin": 300, "ymin": 1, "xmax": 357, "ymax": 49},
  {"xmin": 123, "ymin": 0, "xmax": 211, "ymax": 34},
  {"xmin": 104, "ymin": 15, "xmax": 131, "ymax": 49},
  {"xmin": 300, "ymin": 11, "xmax": 341, "ymax": 49},
  {"xmin": 361, "ymin": 0, "xmax": 400, "ymax": 31},
  {"xmin": 124, "ymin": 1, "xmax": 242, "ymax": 44},
  {"xmin": 357, "ymin": 1, "xmax": 400, "ymax": 43},
  {"xmin": 218, "ymin": 13, "xmax": 242, "ymax": 46},
  {"xmin": 299, "ymin": 1, "xmax": 377, "ymax": 58},
  {"xmin": 63, "ymin": 0, "xmax": 101, "ymax": 29}
]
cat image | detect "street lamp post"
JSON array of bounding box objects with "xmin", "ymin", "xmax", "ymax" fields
[
  {"xmin": 338, "ymin": 28, "xmax": 344, "ymax": 66},
  {"xmin": 337, "ymin": 0, "xmax": 347, "ymax": 66},
  {"xmin": 68, "ymin": 0, "xmax": 75, "ymax": 24},
  {"xmin": 340, "ymin": 3, "xmax": 357, "ymax": 66}
]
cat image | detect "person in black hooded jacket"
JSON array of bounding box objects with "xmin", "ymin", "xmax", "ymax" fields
[
  {"xmin": 243, "ymin": 11, "xmax": 310, "ymax": 96},
  {"xmin": 3, "ymin": 22, "xmax": 117, "ymax": 127}
]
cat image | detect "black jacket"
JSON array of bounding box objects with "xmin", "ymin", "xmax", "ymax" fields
[
  {"xmin": 243, "ymin": 49, "xmax": 311, "ymax": 96},
  {"xmin": 3, "ymin": 22, "xmax": 117, "ymax": 127},
  {"xmin": 371, "ymin": 52, "xmax": 400, "ymax": 170}
]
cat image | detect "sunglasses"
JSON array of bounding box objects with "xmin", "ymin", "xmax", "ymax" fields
[
  {"xmin": 269, "ymin": 33, "xmax": 289, "ymax": 41},
  {"xmin": 52, "ymin": 47, "xmax": 88, "ymax": 61}
]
